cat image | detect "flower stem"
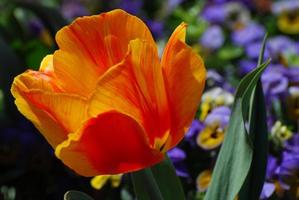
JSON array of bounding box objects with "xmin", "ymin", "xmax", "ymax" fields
[{"xmin": 131, "ymin": 168, "xmax": 164, "ymax": 200}]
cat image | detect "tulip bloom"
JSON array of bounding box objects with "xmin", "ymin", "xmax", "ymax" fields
[{"xmin": 11, "ymin": 9, "xmax": 206, "ymax": 176}]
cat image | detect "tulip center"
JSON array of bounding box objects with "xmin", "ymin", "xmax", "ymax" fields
[{"xmin": 153, "ymin": 131, "xmax": 170, "ymax": 153}]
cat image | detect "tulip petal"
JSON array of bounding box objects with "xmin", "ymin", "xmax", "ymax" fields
[
  {"xmin": 12, "ymin": 73, "xmax": 66, "ymax": 147},
  {"xmin": 23, "ymin": 91, "xmax": 88, "ymax": 133},
  {"xmin": 54, "ymin": 9, "xmax": 155, "ymax": 96},
  {"xmin": 55, "ymin": 111, "xmax": 163, "ymax": 176},
  {"xmin": 162, "ymin": 24, "xmax": 206, "ymax": 149},
  {"xmin": 11, "ymin": 71, "xmax": 88, "ymax": 147},
  {"xmin": 161, "ymin": 23, "xmax": 187, "ymax": 68},
  {"xmin": 89, "ymin": 39, "xmax": 170, "ymax": 149},
  {"xmin": 39, "ymin": 54, "xmax": 54, "ymax": 75},
  {"xmin": 12, "ymin": 96, "xmax": 66, "ymax": 148}
]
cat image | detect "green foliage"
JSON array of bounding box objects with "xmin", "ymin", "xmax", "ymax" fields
[
  {"xmin": 131, "ymin": 156, "xmax": 185, "ymax": 200},
  {"xmin": 217, "ymin": 45, "xmax": 244, "ymax": 60},
  {"xmin": 239, "ymin": 35, "xmax": 269, "ymax": 200},
  {"xmin": 204, "ymin": 37, "xmax": 269, "ymax": 200}
]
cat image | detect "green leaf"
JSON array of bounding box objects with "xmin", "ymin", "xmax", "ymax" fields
[
  {"xmin": 150, "ymin": 156, "xmax": 185, "ymax": 200},
  {"xmin": 217, "ymin": 45, "xmax": 243, "ymax": 60},
  {"xmin": 131, "ymin": 168, "xmax": 164, "ymax": 200},
  {"xmin": 131, "ymin": 156, "xmax": 185, "ymax": 200},
  {"xmin": 204, "ymin": 99, "xmax": 250, "ymax": 200},
  {"xmin": 205, "ymin": 37, "xmax": 270, "ymax": 200},
  {"xmin": 239, "ymin": 34, "xmax": 269, "ymax": 200},
  {"xmin": 238, "ymin": 81, "xmax": 268, "ymax": 200},
  {"xmin": 64, "ymin": 190, "xmax": 94, "ymax": 200}
]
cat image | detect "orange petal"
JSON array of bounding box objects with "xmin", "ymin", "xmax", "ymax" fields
[
  {"xmin": 89, "ymin": 39, "xmax": 170, "ymax": 149},
  {"xmin": 162, "ymin": 24, "xmax": 206, "ymax": 149},
  {"xmin": 11, "ymin": 72, "xmax": 66, "ymax": 147},
  {"xmin": 55, "ymin": 111, "xmax": 163, "ymax": 176},
  {"xmin": 23, "ymin": 91, "xmax": 88, "ymax": 133},
  {"xmin": 39, "ymin": 54, "xmax": 54, "ymax": 75},
  {"xmin": 11, "ymin": 71, "xmax": 88, "ymax": 147},
  {"xmin": 161, "ymin": 22, "xmax": 187, "ymax": 68},
  {"xmin": 54, "ymin": 9, "xmax": 155, "ymax": 96}
]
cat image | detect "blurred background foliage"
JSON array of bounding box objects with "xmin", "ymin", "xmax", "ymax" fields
[{"xmin": 0, "ymin": 0, "xmax": 299, "ymax": 199}]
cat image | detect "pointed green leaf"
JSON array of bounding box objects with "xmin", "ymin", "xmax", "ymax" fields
[
  {"xmin": 239, "ymin": 35, "xmax": 269, "ymax": 200},
  {"xmin": 131, "ymin": 156, "xmax": 185, "ymax": 200},
  {"xmin": 131, "ymin": 168, "xmax": 164, "ymax": 200},
  {"xmin": 239, "ymin": 80, "xmax": 268, "ymax": 200},
  {"xmin": 150, "ymin": 156, "xmax": 185, "ymax": 200},
  {"xmin": 205, "ymin": 37, "xmax": 270, "ymax": 200}
]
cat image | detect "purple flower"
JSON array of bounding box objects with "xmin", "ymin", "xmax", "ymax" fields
[
  {"xmin": 209, "ymin": 0, "xmax": 254, "ymax": 8},
  {"xmin": 185, "ymin": 120, "xmax": 204, "ymax": 148},
  {"xmin": 260, "ymin": 182, "xmax": 276, "ymax": 199},
  {"xmin": 238, "ymin": 59, "xmax": 256, "ymax": 75},
  {"xmin": 185, "ymin": 120, "xmax": 203, "ymax": 138},
  {"xmin": 196, "ymin": 106, "xmax": 231, "ymax": 150},
  {"xmin": 119, "ymin": 0, "xmax": 143, "ymax": 15},
  {"xmin": 204, "ymin": 106, "xmax": 231, "ymax": 128},
  {"xmin": 266, "ymin": 155, "xmax": 279, "ymax": 180},
  {"xmin": 231, "ymin": 22, "xmax": 265, "ymax": 46},
  {"xmin": 223, "ymin": 2, "xmax": 251, "ymax": 29},
  {"xmin": 276, "ymin": 135, "xmax": 299, "ymax": 189},
  {"xmin": 145, "ymin": 19, "xmax": 164, "ymax": 39},
  {"xmin": 206, "ymin": 70, "xmax": 234, "ymax": 92},
  {"xmin": 167, "ymin": 148, "xmax": 189, "ymax": 177},
  {"xmin": 202, "ymin": 2, "xmax": 250, "ymax": 27},
  {"xmin": 286, "ymin": 67, "xmax": 299, "ymax": 84},
  {"xmin": 165, "ymin": 0, "xmax": 184, "ymax": 14},
  {"xmin": 245, "ymin": 41, "xmax": 270, "ymax": 59},
  {"xmin": 267, "ymin": 36, "xmax": 299, "ymax": 60},
  {"xmin": 262, "ymin": 65, "xmax": 289, "ymax": 98},
  {"xmin": 284, "ymin": 134, "xmax": 299, "ymax": 153},
  {"xmin": 200, "ymin": 25, "xmax": 224, "ymax": 50},
  {"xmin": 272, "ymin": 0, "xmax": 299, "ymax": 15},
  {"xmin": 201, "ymin": 4, "xmax": 226, "ymax": 24},
  {"xmin": 173, "ymin": 162, "xmax": 189, "ymax": 177},
  {"xmin": 168, "ymin": 147, "xmax": 186, "ymax": 162},
  {"xmin": 211, "ymin": 0, "xmax": 228, "ymax": 3},
  {"xmin": 207, "ymin": 70, "xmax": 224, "ymax": 85},
  {"xmin": 61, "ymin": 0, "xmax": 89, "ymax": 20},
  {"xmin": 278, "ymin": 151, "xmax": 299, "ymax": 189}
]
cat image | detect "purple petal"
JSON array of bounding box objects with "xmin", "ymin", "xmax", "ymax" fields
[
  {"xmin": 200, "ymin": 25, "xmax": 224, "ymax": 49},
  {"xmin": 231, "ymin": 22, "xmax": 265, "ymax": 46},
  {"xmin": 167, "ymin": 148, "xmax": 186, "ymax": 162},
  {"xmin": 185, "ymin": 120, "xmax": 204, "ymax": 139},
  {"xmin": 260, "ymin": 182, "xmax": 275, "ymax": 199}
]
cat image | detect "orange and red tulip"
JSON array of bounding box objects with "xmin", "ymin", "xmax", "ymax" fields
[{"xmin": 11, "ymin": 9, "xmax": 206, "ymax": 176}]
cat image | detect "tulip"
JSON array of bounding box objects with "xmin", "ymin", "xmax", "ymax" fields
[{"xmin": 11, "ymin": 9, "xmax": 206, "ymax": 176}]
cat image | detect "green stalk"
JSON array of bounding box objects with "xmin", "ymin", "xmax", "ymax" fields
[{"xmin": 131, "ymin": 168, "xmax": 164, "ymax": 200}]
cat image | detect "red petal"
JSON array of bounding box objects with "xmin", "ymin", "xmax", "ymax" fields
[{"xmin": 55, "ymin": 111, "xmax": 163, "ymax": 176}]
